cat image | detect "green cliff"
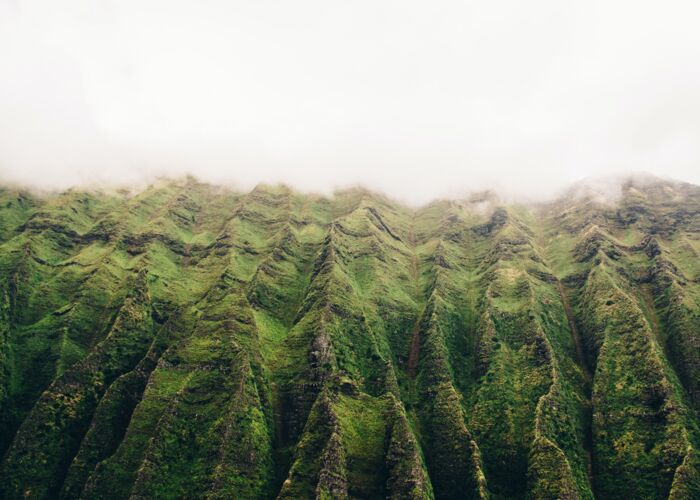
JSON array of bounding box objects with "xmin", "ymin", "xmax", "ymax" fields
[{"xmin": 1, "ymin": 176, "xmax": 699, "ymax": 499}]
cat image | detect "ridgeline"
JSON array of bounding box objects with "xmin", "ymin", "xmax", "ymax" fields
[{"xmin": 1, "ymin": 177, "xmax": 699, "ymax": 499}]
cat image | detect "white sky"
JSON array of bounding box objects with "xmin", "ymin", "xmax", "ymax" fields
[{"xmin": 1, "ymin": 0, "xmax": 699, "ymax": 204}]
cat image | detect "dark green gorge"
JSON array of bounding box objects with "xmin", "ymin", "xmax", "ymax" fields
[{"xmin": 1, "ymin": 177, "xmax": 699, "ymax": 499}]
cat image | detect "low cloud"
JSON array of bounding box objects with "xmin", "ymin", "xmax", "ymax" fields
[{"xmin": 1, "ymin": 1, "xmax": 700, "ymax": 205}]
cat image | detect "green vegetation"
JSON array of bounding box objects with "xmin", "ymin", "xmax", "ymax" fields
[{"xmin": 1, "ymin": 177, "xmax": 699, "ymax": 498}]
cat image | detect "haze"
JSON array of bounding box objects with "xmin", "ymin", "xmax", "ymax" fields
[{"xmin": 1, "ymin": 0, "xmax": 699, "ymax": 204}]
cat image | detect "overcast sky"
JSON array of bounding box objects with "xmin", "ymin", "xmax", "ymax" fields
[{"xmin": 1, "ymin": 1, "xmax": 699, "ymax": 204}]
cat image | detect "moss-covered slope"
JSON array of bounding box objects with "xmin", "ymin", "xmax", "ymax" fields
[{"xmin": 1, "ymin": 177, "xmax": 699, "ymax": 499}]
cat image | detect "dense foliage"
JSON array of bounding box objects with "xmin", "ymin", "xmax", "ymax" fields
[{"xmin": 0, "ymin": 177, "xmax": 699, "ymax": 499}]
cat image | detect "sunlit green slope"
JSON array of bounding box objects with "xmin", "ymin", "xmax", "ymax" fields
[{"xmin": 0, "ymin": 177, "xmax": 699, "ymax": 499}]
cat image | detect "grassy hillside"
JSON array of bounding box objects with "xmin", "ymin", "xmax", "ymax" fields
[{"xmin": 1, "ymin": 177, "xmax": 699, "ymax": 499}]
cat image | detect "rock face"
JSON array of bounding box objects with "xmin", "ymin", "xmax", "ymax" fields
[{"xmin": 0, "ymin": 177, "xmax": 699, "ymax": 499}]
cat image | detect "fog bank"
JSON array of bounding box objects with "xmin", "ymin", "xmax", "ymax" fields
[{"xmin": 1, "ymin": 1, "xmax": 700, "ymax": 204}]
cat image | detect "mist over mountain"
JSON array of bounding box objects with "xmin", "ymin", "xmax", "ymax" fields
[
  {"xmin": 1, "ymin": 175, "xmax": 699, "ymax": 498},
  {"xmin": 3, "ymin": 1, "xmax": 700, "ymax": 204},
  {"xmin": 3, "ymin": 1, "xmax": 700, "ymax": 498}
]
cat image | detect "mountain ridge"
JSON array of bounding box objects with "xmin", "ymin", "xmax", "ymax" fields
[{"xmin": 0, "ymin": 175, "xmax": 699, "ymax": 499}]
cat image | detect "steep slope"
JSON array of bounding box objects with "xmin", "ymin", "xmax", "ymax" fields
[{"xmin": 0, "ymin": 177, "xmax": 699, "ymax": 499}]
